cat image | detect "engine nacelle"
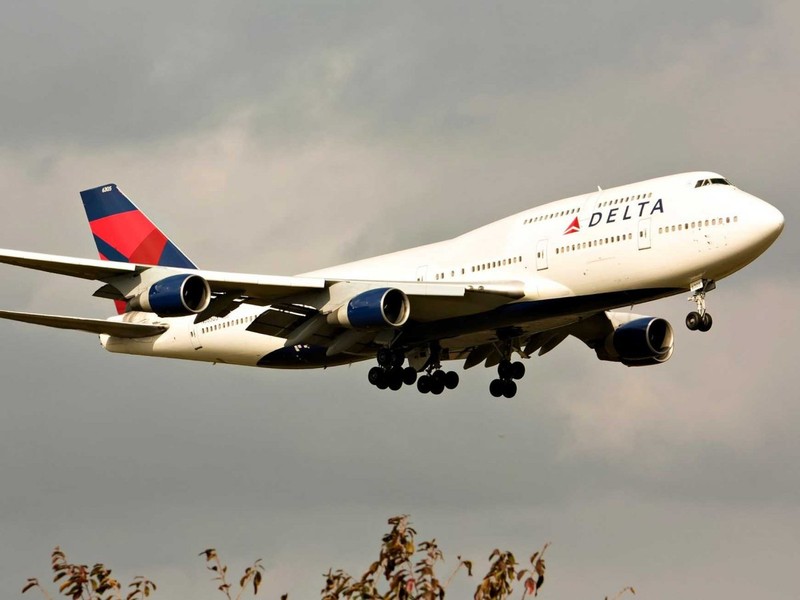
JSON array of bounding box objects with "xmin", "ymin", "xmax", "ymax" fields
[
  {"xmin": 606, "ymin": 316, "xmax": 674, "ymax": 366},
  {"xmin": 327, "ymin": 287, "xmax": 410, "ymax": 329},
  {"xmin": 128, "ymin": 274, "xmax": 211, "ymax": 317}
]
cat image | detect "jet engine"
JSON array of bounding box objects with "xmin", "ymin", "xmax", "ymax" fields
[
  {"xmin": 604, "ymin": 316, "xmax": 674, "ymax": 366},
  {"xmin": 128, "ymin": 274, "xmax": 211, "ymax": 317},
  {"xmin": 327, "ymin": 287, "xmax": 410, "ymax": 329}
]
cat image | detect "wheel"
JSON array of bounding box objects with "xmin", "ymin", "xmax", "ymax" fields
[
  {"xmin": 502, "ymin": 379, "xmax": 517, "ymax": 399},
  {"xmin": 377, "ymin": 348, "xmax": 393, "ymax": 367},
  {"xmin": 489, "ymin": 379, "xmax": 505, "ymax": 398},
  {"xmin": 402, "ymin": 366, "xmax": 418, "ymax": 386},
  {"xmin": 497, "ymin": 360, "xmax": 513, "ymax": 379},
  {"xmin": 368, "ymin": 366, "xmax": 384, "ymax": 386},
  {"xmin": 510, "ymin": 361, "xmax": 525, "ymax": 380},
  {"xmin": 375, "ymin": 374, "xmax": 389, "ymax": 390},
  {"xmin": 390, "ymin": 350, "xmax": 405, "ymax": 368},
  {"xmin": 417, "ymin": 375, "xmax": 431, "ymax": 394},
  {"xmin": 685, "ymin": 311, "xmax": 701, "ymax": 331},
  {"xmin": 432, "ymin": 370, "xmax": 447, "ymax": 386},
  {"xmin": 430, "ymin": 379, "xmax": 445, "ymax": 395},
  {"xmin": 698, "ymin": 312, "xmax": 713, "ymax": 332},
  {"xmin": 444, "ymin": 371, "xmax": 459, "ymax": 390},
  {"xmin": 388, "ymin": 368, "xmax": 403, "ymax": 391}
]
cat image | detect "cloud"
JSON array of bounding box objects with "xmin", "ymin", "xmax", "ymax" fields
[{"xmin": 1, "ymin": 2, "xmax": 799, "ymax": 600}]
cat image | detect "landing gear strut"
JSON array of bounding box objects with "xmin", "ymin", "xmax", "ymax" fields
[
  {"xmin": 489, "ymin": 359, "xmax": 525, "ymax": 399},
  {"xmin": 686, "ymin": 280, "xmax": 715, "ymax": 333}
]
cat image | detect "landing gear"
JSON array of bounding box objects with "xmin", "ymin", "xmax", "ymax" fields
[
  {"xmin": 686, "ymin": 280, "xmax": 715, "ymax": 333},
  {"xmin": 489, "ymin": 359, "xmax": 525, "ymax": 398},
  {"xmin": 686, "ymin": 311, "xmax": 713, "ymax": 332},
  {"xmin": 415, "ymin": 367, "xmax": 459, "ymax": 395},
  {"xmin": 369, "ymin": 349, "xmax": 409, "ymax": 392},
  {"xmin": 368, "ymin": 346, "xmax": 458, "ymax": 395}
]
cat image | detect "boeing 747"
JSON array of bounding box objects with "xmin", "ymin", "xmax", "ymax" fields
[{"xmin": 0, "ymin": 172, "xmax": 784, "ymax": 397}]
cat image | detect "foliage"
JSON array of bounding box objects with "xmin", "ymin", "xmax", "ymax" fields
[
  {"xmin": 22, "ymin": 546, "xmax": 156, "ymax": 600},
  {"xmin": 23, "ymin": 515, "xmax": 632, "ymax": 599}
]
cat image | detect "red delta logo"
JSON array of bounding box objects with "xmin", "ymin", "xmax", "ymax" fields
[{"xmin": 563, "ymin": 216, "xmax": 580, "ymax": 235}]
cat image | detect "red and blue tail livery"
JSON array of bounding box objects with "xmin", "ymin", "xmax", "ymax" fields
[{"xmin": 80, "ymin": 184, "xmax": 197, "ymax": 270}]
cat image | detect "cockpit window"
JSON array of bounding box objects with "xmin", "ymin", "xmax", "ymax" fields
[{"xmin": 695, "ymin": 178, "xmax": 731, "ymax": 188}]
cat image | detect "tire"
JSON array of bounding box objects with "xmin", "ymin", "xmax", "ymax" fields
[
  {"xmin": 511, "ymin": 361, "xmax": 525, "ymax": 380},
  {"xmin": 699, "ymin": 312, "xmax": 713, "ymax": 332},
  {"xmin": 390, "ymin": 350, "xmax": 405, "ymax": 368},
  {"xmin": 502, "ymin": 379, "xmax": 517, "ymax": 399},
  {"xmin": 417, "ymin": 375, "xmax": 431, "ymax": 394},
  {"xmin": 685, "ymin": 311, "xmax": 700, "ymax": 331},
  {"xmin": 444, "ymin": 371, "xmax": 459, "ymax": 390},
  {"xmin": 432, "ymin": 370, "xmax": 447, "ymax": 386},
  {"xmin": 431, "ymin": 379, "xmax": 445, "ymax": 395},
  {"xmin": 388, "ymin": 368, "xmax": 403, "ymax": 391},
  {"xmin": 489, "ymin": 379, "xmax": 504, "ymax": 398},
  {"xmin": 368, "ymin": 366, "xmax": 384, "ymax": 386},
  {"xmin": 402, "ymin": 366, "xmax": 418, "ymax": 386},
  {"xmin": 497, "ymin": 360, "xmax": 512, "ymax": 379},
  {"xmin": 377, "ymin": 348, "xmax": 393, "ymax": 367}
]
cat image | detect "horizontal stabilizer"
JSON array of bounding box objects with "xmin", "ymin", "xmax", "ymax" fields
[
  {"xmin": 0, "ymin": 310, "xmax": 168, "ymax": 338},
  {"xmin": 0, "ymin": 248, "xmax": 137, "ymax": 279}
]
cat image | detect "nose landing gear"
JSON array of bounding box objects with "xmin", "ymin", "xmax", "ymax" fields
[{"xmin": 686, "ymin": 280, "xmax": 715, "ymax": 333}]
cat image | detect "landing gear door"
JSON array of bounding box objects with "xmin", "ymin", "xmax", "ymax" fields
[
  {"xmin": 536, "ymin": 239, "xmax": 548, "ymax": 270},
  {"xmin": 638, "ymin": 219, "xmax": 651, "ymax": 250}
]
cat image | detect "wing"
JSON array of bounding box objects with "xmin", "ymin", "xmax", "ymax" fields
[{"xmin": 0, "ymin": 248, "xmax": 525, "ymax": 317}]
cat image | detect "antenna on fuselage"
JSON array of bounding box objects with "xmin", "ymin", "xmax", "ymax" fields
[{"xmin": 597, "ymin": 185, "xmax": 603, "ymax": 191}]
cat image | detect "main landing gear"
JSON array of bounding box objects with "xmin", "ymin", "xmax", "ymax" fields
[
  {"xmin": 367, "ymin": 346, "xmax": 460, "ymax": 395},
  {"xmin": 489, "ymin": 359, "xmax": 525, "ymax": 399},
  {"xmin": 367, "ymin": 348, "xmax": 417, "ymax": 391},
  {"xmin": 416, "ymin": 367, "xmax": 459, "ymax": 395},
  {"xmin": 686, "ymin": 280, "xmax": 715, "ymax": 333}
]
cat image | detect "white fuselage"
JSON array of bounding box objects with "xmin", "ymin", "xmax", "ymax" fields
[{"xmin": 101, "ymin": 171, "xmax": 784, "ymax": 367}]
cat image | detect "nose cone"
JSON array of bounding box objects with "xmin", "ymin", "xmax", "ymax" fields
[{"xmin": 756, "ymin": 200, "xmax": 785, "ymax": 246}]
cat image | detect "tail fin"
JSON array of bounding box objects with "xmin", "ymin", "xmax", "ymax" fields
[
  {"xmin": 80, "ymin": 183, "xmax": 197, "ymax": 314},
  {"xmin": 80, "ymin": 184, "xmax": 197, "ymax": 269}
]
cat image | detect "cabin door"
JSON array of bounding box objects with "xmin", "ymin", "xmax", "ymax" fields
[
  {"xmin": 536, "ymin": 239, "xmax": 549, "ymax": 270},
  {"xmin": 638, "ymin": 218, "xmax": 652, "ymax": 250},
  {"xmin": 189, "ymin": 325, "xmax": 203, "ymax": 350}
]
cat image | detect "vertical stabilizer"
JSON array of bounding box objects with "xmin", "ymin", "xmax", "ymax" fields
[{"xmin": 80, "ymin": 183, "xmax": 197, "ymax": 313}]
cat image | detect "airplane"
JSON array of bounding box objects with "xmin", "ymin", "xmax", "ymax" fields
[{"xmin": 0, "ymin": 171, "xmax": 784, "ymax": 398}]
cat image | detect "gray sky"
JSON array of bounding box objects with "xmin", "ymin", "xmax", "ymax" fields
[{"xmin": 0, "ymin": 1, "xmax": 797, "ymax": 598}]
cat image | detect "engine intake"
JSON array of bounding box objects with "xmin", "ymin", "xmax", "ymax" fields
[
  {"xmin": 327, "ymin": 288, "xmax": 410, "ymax": 329},
  {"xmin": 609, "ymin": 316, "xmax": 674, "ymax": 366},
  {"xmin": 129, "ymin": 274, "xmax": 211, "ymax": 317}
]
